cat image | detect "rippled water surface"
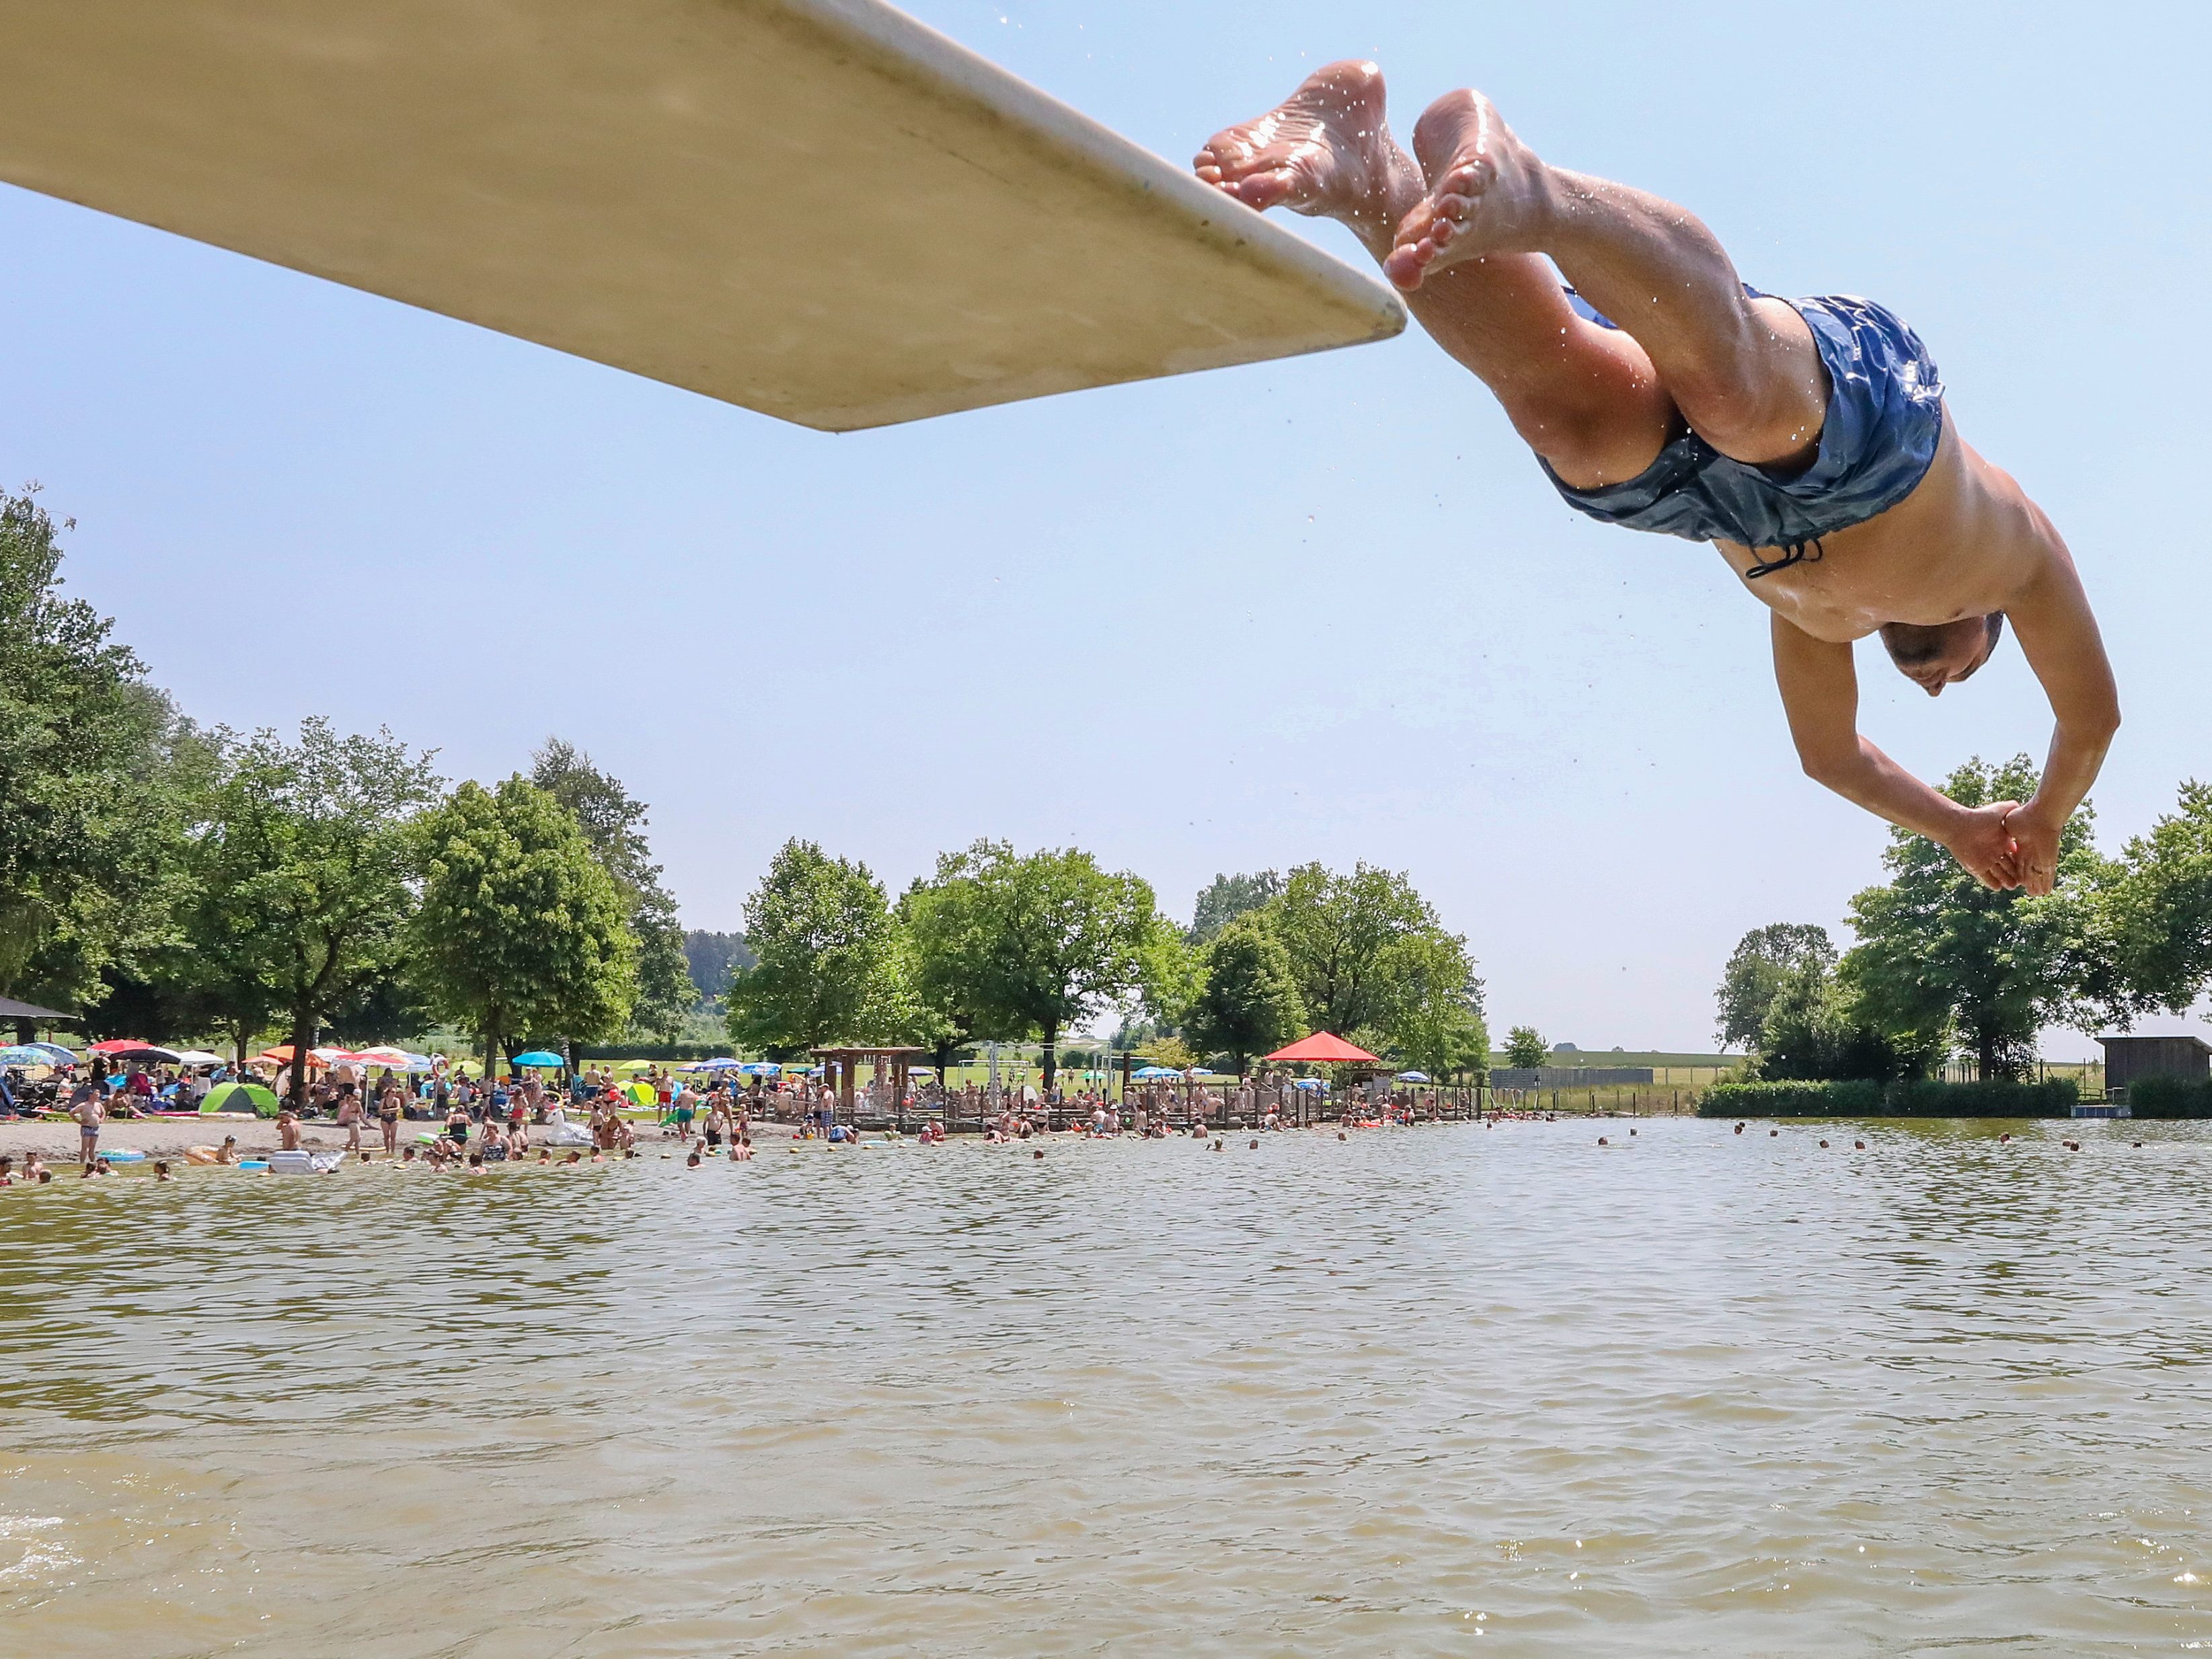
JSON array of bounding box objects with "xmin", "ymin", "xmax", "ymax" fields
[{"xmin": 7, "ymin": 1118, "xmax": 2212, "ymax": 1656}]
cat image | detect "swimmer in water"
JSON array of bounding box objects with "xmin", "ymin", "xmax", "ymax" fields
[{"xmin": 1197, "ymin": 63, "xmax": 2118, "ymax": 895}]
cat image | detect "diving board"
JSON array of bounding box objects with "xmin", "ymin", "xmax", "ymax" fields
[{"xmin": 0, "ymin": 0, "xmax": 1406, "ymax": 430}]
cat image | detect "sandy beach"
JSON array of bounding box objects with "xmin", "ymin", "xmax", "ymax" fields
[{"xmin": 3, "ymin": 1114, "xmax": 404, "ymax": 1163}]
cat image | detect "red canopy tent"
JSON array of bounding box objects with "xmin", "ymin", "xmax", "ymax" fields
[{"xmin": 1261, "ymin": 1032, "xmax": 1381, "ymax": 1065}]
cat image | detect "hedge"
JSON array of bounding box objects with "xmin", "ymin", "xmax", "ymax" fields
[
  {"xmin": 574, "ymin": 1042, "xmax": 730, "ymax": 1063},
  {"xmin": 2127, "ymin": 1076, "xmax": 2212, "ymax": 1119},
  {"xmin": 1700, "ymin": 1077, "xmax": 2078, "ymax": 1118}
]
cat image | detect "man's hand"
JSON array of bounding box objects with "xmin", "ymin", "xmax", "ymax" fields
[
  {"xmin": 1946, "ymin": 801, "xmax": 2022, "ymax": 890},
  {"xmin": 2001, "ymin": 802, "xmax": 2063, "ymax": 896}
]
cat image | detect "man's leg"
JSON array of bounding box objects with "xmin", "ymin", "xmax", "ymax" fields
[
  {"xmin": 1196, "ymin": 66, "xmax": 1828, "ymax": 478},
  {"xmin": 1383, "ymin": 89, "xmax": 1827, "ymax": 470},
  {"xmin": 1196, "ymin": 63, "xmax": 1671, "ymax": 490}
]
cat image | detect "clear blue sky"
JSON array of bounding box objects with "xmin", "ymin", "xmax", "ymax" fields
[{"xmin": 3, "ymin": 1, "xmax": 2203, "ymax": 1052}]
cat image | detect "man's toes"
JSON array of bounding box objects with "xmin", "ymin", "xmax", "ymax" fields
[{"xmin": 1231, "ymin": 169, "xmax": 1296, "ymax": 210}]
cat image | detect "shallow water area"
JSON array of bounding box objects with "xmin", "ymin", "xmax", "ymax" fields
[{"xmin": 6, "ymin": 1117, "xmax": 2212, "ymax": 1656}]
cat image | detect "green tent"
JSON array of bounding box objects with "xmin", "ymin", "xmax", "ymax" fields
[{"xmin": 201, "ymin": 1081, "xmax": 278, "ymax": 1118}]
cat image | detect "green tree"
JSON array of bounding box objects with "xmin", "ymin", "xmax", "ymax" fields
[
  {"xmin": 1386, "ymin": 928, "xmax": 1490, "ymax": 1081},
  {"xmin": 0, "ymin": 487, "xmax": 187, "ymax": 1028},
  {"xmin": 1260, "ymin": 862, "xmax": 1458, "ymax": 1048},
  {"xmin": 728, "ymin": 840, "xmax": 917, "ymax": 1054},
  {"xmin": 905, "ymin": 840, "xmax": 1169, "ymax": 1089},
  {"xmin": 2107, "ymin": 780, "xmax": 2212, "ymax": 1016},
  {"xmin": 1843, "ymin": 755, "xmax": 2118, "ymax": 1079},
  {"xmin": 681, "ymin": 930, "xmax": 754, "ymax": 1011},
  {"xmin": 1714, "ymin": 923, "xmax": 1838, "ymax": 1052},
  {"xmin": 1753, "ymin": 958, "xmax": 1934, "ymax": 1083},
  {"xmin": 184, "ymin": 720, "xmax": 441, "ymax": 1106},
  {"xmin": 530, "ymin": 738, "xmax": 695, "ymax": 1042},
  {"xmin": 1182, "ymin": 916, "xmax": 1307, "ymax": 1070},
  {"xmin": 1503, "ymin": 1025, "xmax": 1548, "ymax": 1070},
  {"xmin": 1189, "ymin": 870, "xmax": 1283, "ymax": 944},
  {"xmin": 412, "ymin": 777, "xmax": 639, "ymax": 1074}
]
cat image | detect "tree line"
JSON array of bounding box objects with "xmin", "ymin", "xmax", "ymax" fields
[
  {"xmin": 1716, "ymin": 754, "xmax": 2212, "ymax": 1081},
  {"xmin": 1, "ymin": 484, "xmax": 1488, "ymax": 1099},
  {"xmin": 726, "ymin": 847, "xmax": 1490, "ymax": 1088},
  {"xmin": 0, "ymin": 486, "xmax": 701, "ymax": 1102}
]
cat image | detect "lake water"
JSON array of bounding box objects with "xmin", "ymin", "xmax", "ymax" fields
[{"xmin": 5, "ymin": 1117, "xmax": 2212, "ymax": 1656}]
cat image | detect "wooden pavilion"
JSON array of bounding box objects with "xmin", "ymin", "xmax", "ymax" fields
[{"xmin": 810, "ymin": 1046, "xmax": 927, "ymax": 1121}]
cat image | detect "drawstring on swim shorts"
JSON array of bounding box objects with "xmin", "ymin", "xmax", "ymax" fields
[{"xmin": 1744, "ymin": 536, "xmax": 1824, "ymax": 579}]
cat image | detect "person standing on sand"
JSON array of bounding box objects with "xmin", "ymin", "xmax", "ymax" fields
[
  {"xmin": 72, "ymin": 1078, "xmax": 105, "ymax": 1171},
  {"xmin": 336, "ymin": 1085, "xmax": 363, "ymax": 1153},
  {"xmin": 379, "ymin": 1084, "xmax": 403, "ymax": 1155},
  {"xmin": 1195, "ymin": 61, "xmax": 2119, "ymax": 894}
]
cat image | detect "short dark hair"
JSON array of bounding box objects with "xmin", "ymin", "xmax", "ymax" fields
[{"xmin": 1880, "ymin": 613, "xmax": 2004, "ymax": 667}]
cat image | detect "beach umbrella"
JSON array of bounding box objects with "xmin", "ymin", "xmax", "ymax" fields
[
  {"xmin": 258, "ymin": 1046, "xmax": 330, "ymax": 1069},
  {"xmin": 201, "ymin": 1081, "xmax": 280, "ymax": 1117},
  {"xmin": 737, "ymin": 1062, "xmax": 782, "ymax": 1076},
  {"xmin": 1262, "ymin": 1032, "xmax": 1382, "ymax": 1065},
  {"xmin": 349, "ymin": 1046, "xmax": 413, "ymax": 1066},
  {"xmin": 624, "ymin": 1081, "xmax": 658, "ymax": 1106},
  {"xmin": 87, "ymin": 1038, "xmax": 151, "ymax": 1055},
  {"xmin": 105, "ymin": 1044, "xmax": 184, "ymax": 1065},
  {"xmin": 1396, "ymin": 1071, "xmax": 1431, "ymax": 1083},
  {"xmin": 512, "ymin": 1050, "xmax": 565, "ymax": 1067},
  {"xmin": 171, "ymin": 1050, "xmax": 227, "ymax": 1066},
  {"xmin": 310, "ymin": 1046, "xmax": 353, "ymax": 1063},
  {"xmin": 1291, "ymin": 1077, "xmax": 1326, "ymax": 1091},
  {"xmin": 1132, "ymin": 1065, "xmax": 1180, "ymax": 1079},
  {"xmin": 0, "ymin": 1044, "xmax": 53, "ymax": 1067},
  {"xmin": 402, "ymin": 1053, "xmax": 436, "ymax": 1073}
]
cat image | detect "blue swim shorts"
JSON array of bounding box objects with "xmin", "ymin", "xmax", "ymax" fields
[{"xmin": 1540, "ymin": 288, "xmax": 1945, "ymax": 576}]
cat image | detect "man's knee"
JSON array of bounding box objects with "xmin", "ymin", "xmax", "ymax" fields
[
  {"xmin": 1665, "ymin": 307, "xmax": 1828, "ymax": 467},
  {"xmin": 1506, "ymin": 397, "xmax": 1665, "ymax": 490}
]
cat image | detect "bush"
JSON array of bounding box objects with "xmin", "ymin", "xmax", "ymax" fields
[
  {"xmin": 1700, "ymin": 1080, "xmax": 1881, "ymax": 1117},
  {"xmin": 2127, "ymin": 1076, "xmax": 2212, "ymax": 1120},
  {"xmin": 1701, "ymin": 1077, "xmax": 2077, "ymax": 1119},
  {"xmin": 1883, "ymin": 1078, "xmax": 2076, "ymax": 1118},
  {"xmin": 574, "ymin": 1042, "xmax": 728, "ymax": 1063}
]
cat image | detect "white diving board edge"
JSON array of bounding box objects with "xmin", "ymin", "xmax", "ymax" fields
[{"xmin": 0, "ymin": 0, "xmax": 1408, "ymax": 431}]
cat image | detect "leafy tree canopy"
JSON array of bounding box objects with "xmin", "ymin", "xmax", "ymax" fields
[
  {"xmin": 1843, "ymin": 754, "xmax": 2121, "ymax": 1080},
  {"xmin": 1189, "ymin": 870, "xmax": 1283, "ymax": 944},
  {"xmin": 411, "ymin": 777, "xmax": 638, "ymax": 1065},
  {"xmin": 2107, "ymin": 779, "xmax": 2212, "ymax": 1016},
  {"xmin": 1258, "ymin": 861, "xmax": 1483, "ymax": 1064},
  {"xmin": 905, "ymin": 840, "xmax": 1170, "ymax": 1087},
  {"xmin": 682, "ymin": 930, "xmax": 754, "ymax": 1009},
  {"xmin": 1182, "ymin": 915, "xmax": 1307, "ymax": 1070},
  {"xmin": 184, "ymin": 718, "xmax": 442, "ymax": 1099},
  {"xmin": 1753, "ymin": 958, "xmax": 1937, "ymax": 1083},
  {"xmin": 728, "ymin": 839, "xmax": 917, "ymax": 1054},
  {"xmin": 531, "ymin": 738, "xmax": 694, "ymax": 1042},
  {"xmin": 0, "ymin": 486, "xmax": 186, "ymax": 1016},
  {"xmin": 1714, "ymin": 923, "xmax": 1838, "ymax": 1051},
  {"xmin": 1502, "ymin": 1026, "xmax": 1548, "ymax": 1070}
]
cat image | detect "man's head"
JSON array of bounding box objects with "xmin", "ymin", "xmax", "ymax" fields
[{"xmin": 1880, "ymin": 614, "xmax": 2005, "ymax": 695}]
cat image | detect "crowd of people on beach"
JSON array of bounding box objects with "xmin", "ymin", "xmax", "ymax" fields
[{"xmin": 2, "ymin": 1041, "xmax": 1486, "ymax": 1188}]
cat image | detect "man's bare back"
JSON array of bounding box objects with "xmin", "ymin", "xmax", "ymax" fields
[{"xmin": 1196, "ymin": 62, "xmax": 2118, "ymax": 895}]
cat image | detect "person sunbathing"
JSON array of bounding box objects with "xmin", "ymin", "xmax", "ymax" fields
[{"xmin": 1196, "ymin": 63, "xmax": 2119, "ymax": 894}]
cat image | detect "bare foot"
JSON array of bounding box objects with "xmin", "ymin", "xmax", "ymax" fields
[
  {"xmin": 1193, "ymin": 61, "xmax": 1420, "ymax": 257},
  {"xmin": 1383, "ymin": 89, "xmax": 1554, "ymax": 292}
]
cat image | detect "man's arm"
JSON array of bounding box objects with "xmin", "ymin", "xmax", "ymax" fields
[
  {"xmin": 1995, "ymin": 545, "xmax": 2121, "ymax": 896},
  {"xmin": 1769, "ymin": 614, "xmax": 2022, "ymax": 888}
]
